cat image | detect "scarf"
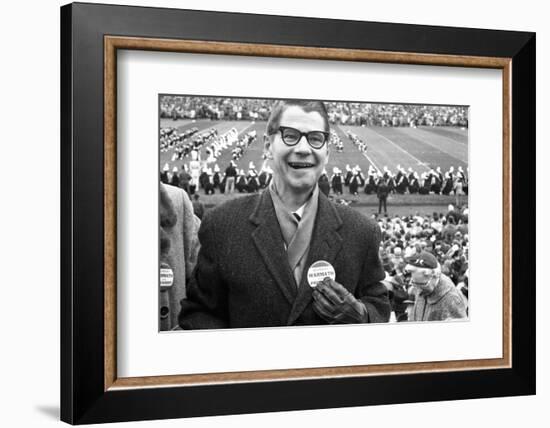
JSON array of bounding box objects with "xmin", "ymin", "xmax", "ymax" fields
[{"xmin": 269, "ymin": 183, "xmax": 319, "ymax": 288}]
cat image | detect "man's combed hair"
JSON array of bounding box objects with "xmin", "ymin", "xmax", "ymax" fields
[{"xmin": 266, "ymin": 99, "xmax": 330, "ymax": 135}]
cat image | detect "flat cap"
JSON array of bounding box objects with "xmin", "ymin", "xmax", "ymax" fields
[{"xmin": 405, "ymin": 251, "xmax": 438, "ymax": 269}]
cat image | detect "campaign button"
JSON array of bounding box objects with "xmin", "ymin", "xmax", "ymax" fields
[
  {"xmin": 307, "ymin": 260, "xmax": 336, "ymax": 288},
  {"xmin": 160, "ymin": 262, "xmax": 174, "ymax": 288}
]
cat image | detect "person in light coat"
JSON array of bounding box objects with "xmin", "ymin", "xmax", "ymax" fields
[{"xmin": 405, "ymin": 251, "xmax": 467, "ymax": 322}]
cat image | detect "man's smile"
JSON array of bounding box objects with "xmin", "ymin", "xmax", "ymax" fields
[{"xmin": 288, "ymin": 161, "xmax": 316, "ymax": 169}]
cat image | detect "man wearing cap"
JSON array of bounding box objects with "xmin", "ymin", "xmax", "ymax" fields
[
  {"xmin": 404, "ymin": 251, "xmax": 467, "ymax": 321},
  {"xmin": 179, "ymin": 99, "xmax": 390, "ymax": 329}
]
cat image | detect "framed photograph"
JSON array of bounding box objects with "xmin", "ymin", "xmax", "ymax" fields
[{"xmin": 61, "ymin": 2, "xmax": 535, "ymax": 424}]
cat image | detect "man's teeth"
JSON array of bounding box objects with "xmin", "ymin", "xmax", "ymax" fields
[{"xmin": 288, "ymin": 162, "xmax": 314, "ymax": 168}]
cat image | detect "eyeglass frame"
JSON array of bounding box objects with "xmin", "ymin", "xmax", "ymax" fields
[{"xmin": 269, "ymin": 126, "xmax": 330, "ymax": 149}]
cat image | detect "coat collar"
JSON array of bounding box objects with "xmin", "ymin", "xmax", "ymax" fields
[
  {"xmin": 425, "ymin": 275, "xmax": 455, "ymax": 304},
  {"xmin": 249, "ymin": 190, "xmax": 297, "ymax": 305}
]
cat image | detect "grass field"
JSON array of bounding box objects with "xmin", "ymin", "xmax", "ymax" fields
[{"xmin": 160, "ymin": 118, "xmax": 468, "ymax": 210}]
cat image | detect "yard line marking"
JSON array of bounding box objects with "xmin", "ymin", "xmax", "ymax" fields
[
  {"xmin": 336, "ymin": 124, "xmax": 382, "ymax": 174},
  {"xmin": 216, "ymin": 121, "xmax": 254, "ymax": 143},
  {"xmin": 368, "ymin": 127, "xmax": 431, "ymax": 172},
  {"xmin": 411, "ymin": 128, "xmax": 469, "ymax": 163},
  {"xmin": 236, "ymin": 122, "xmax": 255, "ymax": 137},
  {"xmin": 362, "ymin": 152, "xmax": 381, "ymax": 174},
  {"xmin": 427, "ymin": 127, "xmax": 469, "ymax": 144}
]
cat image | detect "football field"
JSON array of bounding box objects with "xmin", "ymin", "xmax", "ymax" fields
[{"xmin": 160, "ymin": 118, "xmax": 468, "ymax": 178}]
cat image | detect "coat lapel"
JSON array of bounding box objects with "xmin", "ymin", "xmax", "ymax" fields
[
  {"xmin": 250, "ymin": 191, "xmax": 298, "ymax": 305},
  {"xmin": 286, "ymin": 193, "xmax": 343, "ymax": 325}
]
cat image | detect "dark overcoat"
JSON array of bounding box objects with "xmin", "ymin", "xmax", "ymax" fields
[{"xmin": 179, "ymin": 189, "xmax": 390, "ymax": 329}]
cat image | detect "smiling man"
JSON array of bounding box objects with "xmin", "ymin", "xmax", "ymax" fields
[{"xmin": 179, "ymin": 100, "xmax": 390, "ymax": 329}]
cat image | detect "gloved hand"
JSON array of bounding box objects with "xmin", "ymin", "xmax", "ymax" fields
[{"xmin": 312, "ymin": 278, "xmax": 369, "ymax": 324}]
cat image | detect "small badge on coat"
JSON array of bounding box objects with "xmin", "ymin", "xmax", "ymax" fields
[
  {"xmin": 307, "ymin": 260, "xmax": 336, "ymax": 288},
  {"xmin": 160, "ymin": 262, "xmax": 174, "ymax": 288}
]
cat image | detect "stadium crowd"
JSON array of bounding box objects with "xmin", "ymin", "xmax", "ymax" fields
[
  {"xmin": 160, "ymin": 96, "xmax": 468, "ymax": 127},
  {"xmin": 376, "ymin": 206, "xmax": 469, "ymax": 321}
]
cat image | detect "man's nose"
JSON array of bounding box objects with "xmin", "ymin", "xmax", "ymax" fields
[{"xmin": 293, "ymin": 135, "xmax": 312, "ymax": 154}]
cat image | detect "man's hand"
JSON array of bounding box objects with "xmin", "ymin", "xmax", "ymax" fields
[{"xmin": 312, "ymin": 278, "xmax": 369, "ymax": 324}]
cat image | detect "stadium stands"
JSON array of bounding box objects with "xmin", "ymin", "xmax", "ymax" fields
[{"xmin": 160, "ymin": 96, "xmax": 468, "ymax": 127}]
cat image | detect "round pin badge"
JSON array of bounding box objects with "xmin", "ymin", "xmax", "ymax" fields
[
  {"xmin": 307, "ymin": 260, "xmax": 336, "ymax": 288},
  {"xmin": 160, "ymin": 262, "xmax": 174, "ymax": 288}
]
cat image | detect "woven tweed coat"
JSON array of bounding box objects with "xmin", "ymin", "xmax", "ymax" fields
[
  {"xmin": 159, "ymin": 183, "xmax": 200, "ymax": 331},
  {"xmin": 179, "ymin": 189, "xmax": 390, "ymax": 329},
  {"xmin": 410, "ymin": 274, "xmax": 467, "ymax": 321}
]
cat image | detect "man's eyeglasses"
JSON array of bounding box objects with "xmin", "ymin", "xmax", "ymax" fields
[{"xmin": 271, "ymin": 126, "xmax": 329, "ymax": 149}]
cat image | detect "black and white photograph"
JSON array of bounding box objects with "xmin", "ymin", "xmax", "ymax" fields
[
  {"xmin": 0, "ymin": 0, "xmax": 542, "ymax": 426},
  {"xmin": 159, "ymin": 95, "xmax": 470, "ymax": 331}
]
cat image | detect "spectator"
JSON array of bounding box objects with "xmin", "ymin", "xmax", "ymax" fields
[
  {"xmin": 404, "ymin": 251, "xmax": 467, "ymax": 321},
  {"xmin": 159, "ymin": 182, "xmax": 200, "ymax": 331}
]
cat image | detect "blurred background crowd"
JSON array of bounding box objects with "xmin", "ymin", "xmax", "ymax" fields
[{"xmin": 160, "ymin": 96, "xmax": 468, "ymax": 127}]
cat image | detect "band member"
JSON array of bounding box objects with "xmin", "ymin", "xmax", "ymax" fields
[
  {"xmin": 188, "ymin": 150, "xmax": 201, "ymax": 195},
  {"xmin": 349, "ymin": 167, "xmax": 361, "ymax": 196},
  {"xmin": 331, "ymin": 167, "xmax": 344, "ymax": 195},
  {"xmin": 318, "ymin": 169, "xmax": 330, "ymax": 196}
]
